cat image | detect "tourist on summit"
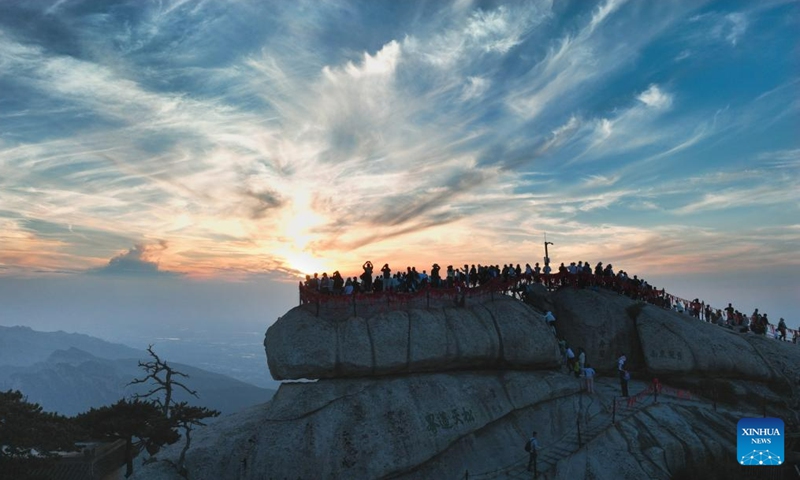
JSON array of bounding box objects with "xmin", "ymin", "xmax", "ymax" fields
[
  {"xmin": 725, "ymin": 303, "xmax": 735, "ymax": 323},
  {"xmin": 618, "ymin": 353, "xmax": 629, "ymax": 397},
  {"xmin": 362, "ymin": 261, "xmax": 373, "ymax": 291},
  {"xmin": 332, "ymin": 271, "xmax": 344, "ymax": 294},
  {"xmin": 778, "ymin": 318, "xmax": 787, "ymax": 341},
  {"xmin": 381, "ymin": 264, "xmax": 392, "ymax": 292},
  {"xmin": 320, "ymin": 273, "xmax": 331, "ymax": 293},
  {"xmin": 525, "ymin": 431, "xmax": 540, "ymax": 475},
  {"xmin": 582, "ymin": 363, "xmax": 596, "ymax": 393},
  {"xmin": 431, "ymin": 264, "xmax": 441, "ymax": 287}
]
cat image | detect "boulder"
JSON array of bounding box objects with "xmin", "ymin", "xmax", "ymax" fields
[
  {"xmin": 636, "ymin": 305, "xmax": 777, "ymax": 382},
  {"xmin": 132, "ymin": 375, "xmax": 751, "ymax": 480},
  {"xmin": 136, "ymin": 290, "xmax": 800, "ymax": 480},
  {"xmin": 265, "ymin": 296, "xmax": 561, "ymax": 380},
  {"xmin": 133, "ymin": 371, "xmax": 582, "ymax": 480},
  {"xmin": 523, "ymin": 282, "xmax": 554, "ymax": 312},
  {"xmin": 552, "ymin": 288, "xmax": 645, "ymax": 373},
  {"xmin": 550, "ymin": 404, "xmax": 740, "ymax": 480}
]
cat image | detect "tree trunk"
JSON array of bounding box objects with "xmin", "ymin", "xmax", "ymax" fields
[
  {"xmin": 164, "ymin": 371, "xmax": 173, "ymax": 417},
  {"xmin": 178, "ymin": 427, "xmax": 192, "ymax": 478}
]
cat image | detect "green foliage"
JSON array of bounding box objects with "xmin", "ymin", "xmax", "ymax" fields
[
  {"xmin": 75, "ymin": 398, "xmax": 179, "ymax": 446},
  {"xmin": 171, "ymin": 402, "xmax": 221, "ymax": 476},
  {"xmin": 0, "ymin": 390, "xmax": 80, "ymax": 480},
  {"xmin": 125, "ymin": 346, "xmax": 220, "ymax": 478},
  {"xmin": 75, "ymin": 398, "xmax": 179, "ymax": 477},
  {"xmin": 625, "ymin": 301, "xmax": 646, "ymax": 321}
]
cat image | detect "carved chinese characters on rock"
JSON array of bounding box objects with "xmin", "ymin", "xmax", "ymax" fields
[{"xmin": 424, "ymin": 407, "xmax": 477, "ymax": 435}]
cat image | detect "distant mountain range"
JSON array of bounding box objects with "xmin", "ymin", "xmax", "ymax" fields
[{"xmin": 0, "ymin": 326, "xmax": 275, "ymax": 417}]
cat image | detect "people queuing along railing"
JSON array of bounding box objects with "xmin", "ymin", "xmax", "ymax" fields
[
  {"xmin": 297, "ymin": 270, "xmax": 798, "ymax": 342},
  {"xmin": 299, "ymin": 276, "xmax": 521, "ymax": 321}
]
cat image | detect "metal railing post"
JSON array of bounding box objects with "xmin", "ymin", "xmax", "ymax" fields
[{"xmin": 653, "ymin": 378, "xmax": 659, "ymax": 404}]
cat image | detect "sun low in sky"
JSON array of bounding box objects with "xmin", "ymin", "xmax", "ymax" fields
[{"xmin": 0, "ymin": 0, "xmax": 798, "ymax": 325}]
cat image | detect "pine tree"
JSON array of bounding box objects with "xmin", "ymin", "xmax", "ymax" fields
[
  {"xmin": 170, "ymin": 402, "xmax": 220, "ymax": 477},
  {"xmin": 0, "ymin": 390, "xmax": 79, "ymax": 480},
  {"xmin": 74, "ymin": 399, "xmax": 179, "ymax": 478}
]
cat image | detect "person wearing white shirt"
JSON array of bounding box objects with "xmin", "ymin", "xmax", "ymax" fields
[
  {"xmin": 582, "ymin": 364, "xmax": 596, "ymax": 393},
  {"xmin": 565, "ymin": 345, "xmax": 575, "ymax": 373},
  {"xmin": 544, "ymin": 311, "xmax": 556, "ymax": 336}
]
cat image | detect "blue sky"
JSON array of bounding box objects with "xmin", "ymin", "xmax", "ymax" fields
[{"xmin": 0, "ymin": 0, "xmax": 798, "ymax": 330}]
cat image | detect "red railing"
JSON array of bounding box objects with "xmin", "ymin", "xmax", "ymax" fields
[{"xmin": 299, "ymin": 277, "xmax": 522, "ymax": 321}]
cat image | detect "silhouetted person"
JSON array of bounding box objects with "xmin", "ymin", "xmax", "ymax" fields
[
  {"xmin": 431, "ymin": 264, "xmax": 441, "ymax": 287},
  {"xmin": 777, "ymin": 318, "xmax": 787, "ymax": 341},
  {"xmin": 332, "ymin": 271, "xmax": 344, "ymax": 294},
  {"xmin": 361, "ymin": 261, "xmax": 373, "ymax": 291},
  {"xmin": 381, "ymin": 263, "xmax": 392, "ymax": 292}
]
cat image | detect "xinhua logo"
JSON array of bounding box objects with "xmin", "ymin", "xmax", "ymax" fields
[{"xmin": 737, "ymin": 418, "xmax": 784, "ymax": 466}]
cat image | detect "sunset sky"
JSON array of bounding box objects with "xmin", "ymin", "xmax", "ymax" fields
[{"xmin": 1, "ymin": 0, "xmax": 798, "ymax": 332}]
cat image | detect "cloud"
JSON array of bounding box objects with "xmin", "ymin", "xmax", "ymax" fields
[
  {"xmin": 461, "ymin": 76, "xmax": 490, "ymax": 101},
  {"xmin": 758, "ymin": 148, "xmax": 800, "ymax": 169},
  {"xmin": 637, "ymin": 84, "xmax": 672, "ymax": 109},
  {"xmin": 723, "ymin": 13, "xmax": 747, "ymax": 46},
  {"xmin": 89, "ymin": 242, "xmax": 181, "ymax": 277},
  {"xmin": 0, "ymin": 0, "xmax": 797, "ymax": 286}
]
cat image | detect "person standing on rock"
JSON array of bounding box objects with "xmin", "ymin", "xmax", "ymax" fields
[
  {"xmin": 526, "ymin": 431, "xmax": 540, "ymax": 475},
  {"xmin": 565, "ymin": 344, "xmax": 576, "ymax": 374},
  {"xmin": 583, "ymin": 363, "xmax": 596, "ymax": 393},
  {"xmin": 544, "ymin": 310, "xmax": 557, "ymax": 336},
  {"xmin": 618, "ymin": 353, "xmax": 629, "ymax": 397},
  {"xmin": 381, "ymin": 263, "xmax": 392, "ymax": 292},
  {"xmin": 777, "ymin": 318, "xmax": 787, "ymax": 341}
]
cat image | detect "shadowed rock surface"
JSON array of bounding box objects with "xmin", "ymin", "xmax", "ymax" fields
[
  {"xmin": 134, "ymin": 288, "xmax": 800, "ymax": 480},
  {"xmin": 265, "ymin": 296, "xmax": 561, "ymax": 380}
]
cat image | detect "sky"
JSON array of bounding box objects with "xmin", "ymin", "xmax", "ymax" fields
[{"xmin": 0, "ymin": 0, "xmax": 798, "ymax": 336}]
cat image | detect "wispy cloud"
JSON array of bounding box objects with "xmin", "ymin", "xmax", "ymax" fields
[{"xmin": 0, "ymin": 0, "xmax": 797, "ymax": 283}]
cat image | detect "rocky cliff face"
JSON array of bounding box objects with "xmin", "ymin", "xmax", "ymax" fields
[
  {"xmin": 134, "ymin": 288, "xmax": 800, "ymax": 480},
  {"xmin": 265, "ymin": 297, "xmax": 560, "ymax": 380}
]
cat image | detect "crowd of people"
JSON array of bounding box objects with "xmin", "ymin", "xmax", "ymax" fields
[
  {"xmin": 299, "ymin": 259, "xmax": 796, "ymax": 343},
  {"xmin": 302, "ymin": 261, "xmax": 540, "ymax": 295}
]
